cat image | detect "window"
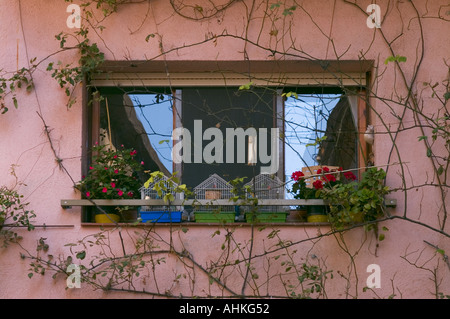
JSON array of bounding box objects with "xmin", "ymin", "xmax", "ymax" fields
[{"xmin": 85, "ymin": 60, "xmax": 370, "ymax": 220}]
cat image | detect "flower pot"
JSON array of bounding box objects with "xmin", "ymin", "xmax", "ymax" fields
[
  {"xmin": 306, "ymin": 205, "xmax": 329, "ymax": 223},
  {"xmin": 246, "ymin": 211, "xmax": 288, "ymax": 223},
  {"xmin": 140, "ymin": 211, "xmax": 182, "ymax": 223},
  {"xmin": 194, "ymin": 211, "xmax": 235, "ymax": 223},
  {"xmin": 95, "ymin": 213, "xmax": 121, "ymax": 223},
  {"xmin": 307, "ymin": 214, "xmax": 329, "ymax": 223},
  {"xmin": 306, "ymin": 205, "xmax": 326, "ymax": 215}
]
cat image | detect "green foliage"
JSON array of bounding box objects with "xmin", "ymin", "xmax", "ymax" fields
[
  {"xmin": 384, "ymin": 55, "xmax": 407, "ymax": 64},
  {"xmin": 238, "ymin": 81, "xmax": 254, "ymax": 91},
  {"xmin": 282, "ymin": 91, "xmax": 298, "ymax": 99},
  {"xmin": 49, "ymin": 29, "xmax": 104, "ymax": 108},
  {"xmin": 0, "ymin": 60, "xmax": 36, "ymax": 114},
  {"xmin": 321, "ymin": 167, "xmax": 390, "ymax": 229},
  {"xmin": 284, "ymin": 261, "xmax": 333, "ymax": 299},
  {"xmin": 269, "ymin": 2, "xmax": 297, "ymax": 16},
  {"xmin": 143, "ymin": 171, "xmax": 189, "ymax": 204},
  {"xmin": 0, "ymin": 186, "xmax": 36, "ymax": 248}
]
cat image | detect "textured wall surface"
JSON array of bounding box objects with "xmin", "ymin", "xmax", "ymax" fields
[{"xmin": 0, "ymin": 0, "xmax": 449, "ymax": 299}]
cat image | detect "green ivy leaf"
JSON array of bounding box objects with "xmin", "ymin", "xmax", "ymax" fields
[
  {"xmin": 384, "ymin": 55, "xmax": 407, "ymax": 65},
  {"xmin": 76, "ymin": 251, "xmax": 86, "ymax": 260},
  {"xmin": 417, "ymin": 135, "xmax": 427, "ymax": 141},
  {"xmin": 145, "ymin": 34, "xmax": 155, "ymax": 42},
  {"xmin": 239, "ymin": 81, "xmax": 254, "ymax": 90}
]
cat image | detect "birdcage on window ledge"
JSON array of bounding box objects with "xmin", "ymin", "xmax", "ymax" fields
[
  {"xmin": 244, "ymin": 174, "xmax": 288, "ymax": 222},
  {"xmin": 139, "ymin": 175, "xmax": 183, "ymax": 223},
  {"xmin": 193, "ymin": 174, "xmax": 235, "ymax": 223}
]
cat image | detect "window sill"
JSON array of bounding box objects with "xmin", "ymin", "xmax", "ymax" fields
[
  {"xmin": 62, "ymin": 198, "xmax": 396, "ymax": 226},
  {"xmin": 80, "ymin": 221, "xmax": 331, "ymax": 227}
]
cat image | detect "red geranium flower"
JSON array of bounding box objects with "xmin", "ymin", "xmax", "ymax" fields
[
  {"xmin": 291, "ymin": 171, "xmax": 305, "ymax": 181},
  {"xmin": 344, "ymin": 171, "xmax": 357, "ymax": 180},
  {"xmin": 313, "ymin": 180, "xmax": 324, "ymax": 189}
]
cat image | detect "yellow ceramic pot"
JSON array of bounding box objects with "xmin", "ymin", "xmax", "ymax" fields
[
  {"xmin": 95, "ymin": 213, "xmax": 121, "ymax": 223},
  {"xmin": 307, "ymin": 214, "xmax": 329, "ymax": 223}
]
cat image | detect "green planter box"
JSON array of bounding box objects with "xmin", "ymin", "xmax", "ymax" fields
[
  {"xmin": 194, "ymin": 211, "xmax": 236, "ymax": 223},
  {"xmin": 245, "ymin": 212, "xmax": 288, "ymax": 223}
]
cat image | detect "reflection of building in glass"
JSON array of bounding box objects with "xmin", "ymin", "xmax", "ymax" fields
[
  {"xmin": 319, "ymin": 97, "xmax": 358, "ymax": 170},
  {"xmin": 130, "ymin": 94, "xmax": 174, "ymax": 174},
  {"xmin": 285, "ymin": 94, "xmax": 358, "ymax": 180},
  {"xmin": 99, "ymin": 93, "xmax": 172, "ymax": 181}
]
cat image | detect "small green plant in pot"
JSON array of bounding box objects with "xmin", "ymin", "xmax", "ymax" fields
[
  {"xmin": 321, "ymin": 167, "xmax": 390, "ymax": 230},
  {"xmin": 75, "ymin": 143, "xmax": 144, "ymax": 223}
]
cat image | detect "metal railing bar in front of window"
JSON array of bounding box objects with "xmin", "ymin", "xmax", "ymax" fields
[{"xmin": 60, "ymin": 199, "xmax": 397, "ymax": 209}]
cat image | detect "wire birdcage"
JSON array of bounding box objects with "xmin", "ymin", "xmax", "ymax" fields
[
  {"xmin": 140, "ymin": 175, "xmax": 183, "ymax": 211},
  {"xmin": 193, "ymin": 173, "xmax": 234, "ymax": 212},
  {"xmin": 244, "ymin": 174, "xmax": 285, "ymax": 212}
]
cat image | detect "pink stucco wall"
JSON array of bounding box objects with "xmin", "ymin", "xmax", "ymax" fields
[{"xmin": 0, "ymin": 0, "xmax": 449, "ymax": 299}]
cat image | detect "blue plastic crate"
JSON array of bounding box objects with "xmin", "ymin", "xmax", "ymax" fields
[{"xmin": 140, "ymin": 211, "xmax": 182, "ymax": 223}]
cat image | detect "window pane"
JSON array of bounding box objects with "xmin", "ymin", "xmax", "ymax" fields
[
  {"xmin": 180, "ymin": 87, "xmax": 277, "ymax": 188},
  {"xmin": 129, "ymin": 94, "xmax": 173, "ymax": 174},
  {"xmin": 285, "ymin": 93, "xmax": 357, "ymax": 183},
  {"xmin": 98, "ymin": 92, "xmax": 173, "ymax": 179}
]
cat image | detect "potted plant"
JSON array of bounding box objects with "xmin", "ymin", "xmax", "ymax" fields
[
  {"xmin": 320, "ymin": 167, "xmax": 390, "ymax": 230},
  {"xmin": 75, "ymin": 143, "xmax": 144, "ymax": 223},
  {"xmin": 289, "ymin": 167, "xmax": 342, "ymax": 222}
]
